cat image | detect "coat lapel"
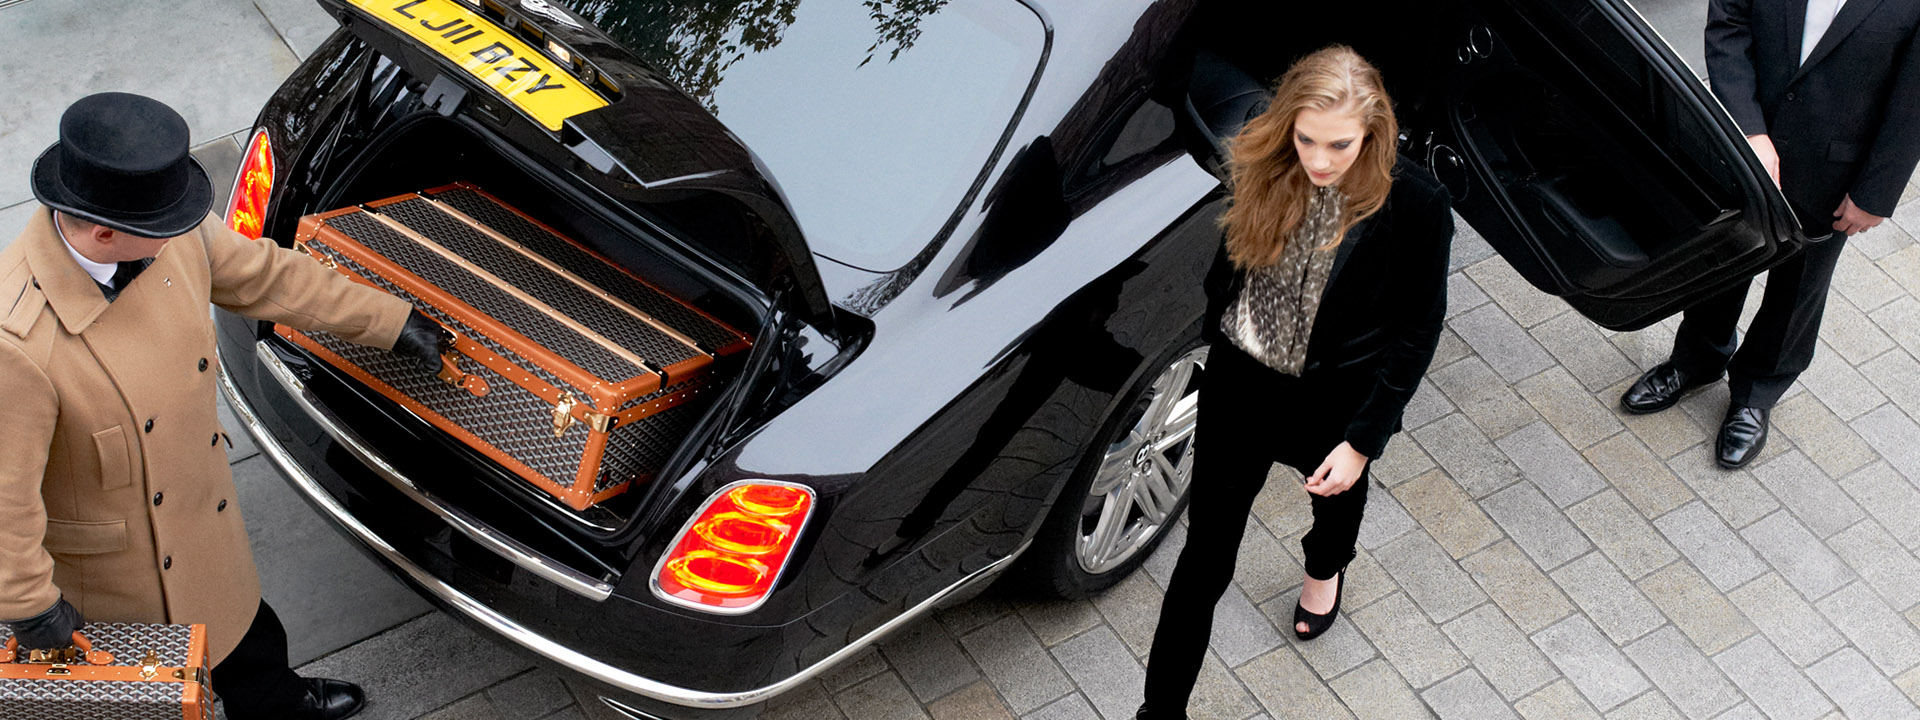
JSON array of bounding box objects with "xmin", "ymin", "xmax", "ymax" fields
[
  {"xmin": 18, "ymin": 206, "xmax": 112, "ymax": 335},
  {"xmin": 1794, "ymin": 0, "xmax": 1887, "ymax": 82},
  {"xmin": 1325, "ymin": 211, "xmax": 1377, "ymax": 289},
  {"xmin": 1785, "ymin": 0, "xmax": 1809, "ymax": 68}
]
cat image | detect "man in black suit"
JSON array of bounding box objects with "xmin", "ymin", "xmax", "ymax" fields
[{"xmin": 1621, "ymin": 0, "xmax": 1920, "ymax": 468}]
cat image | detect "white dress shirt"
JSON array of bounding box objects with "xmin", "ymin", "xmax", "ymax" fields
[
  {"xmin": 53, "ymin": 212, "xmax": 118, "ymax": 287},
  {"xmin": 1803, "ymin": 0, "xmax": 1850, "ymax": 65}
]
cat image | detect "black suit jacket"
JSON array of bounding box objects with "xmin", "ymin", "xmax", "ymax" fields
[
  {"xmin": 1707, "ymin": 0, "xmax": 1920, "ymax": 217},
  {"xmin": 1202, "ymin": 156, "xmax": 1453, "ymax": 458}
]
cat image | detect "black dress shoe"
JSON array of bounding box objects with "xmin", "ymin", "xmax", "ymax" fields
[
  {"xmin": 294, "ymin": 678, "xmax": 366, "ymax": 720},
  {"xmin": 1135, "ymin": 705, "xmax": 1188, "ymax": 720},
  {"xmin": 1717, "ymin": 405, "xmax": 1770, "ymax": 469},
  {"xmin": 1293, "ymin": 566, "xmax": 1347, "ymax": 641},
  {"xmin": 1620, "ymin": 363, "xmax": 1715, "ymax": 415}
]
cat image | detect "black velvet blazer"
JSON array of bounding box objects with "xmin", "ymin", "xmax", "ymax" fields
[{"xmin": 1202, "ymin": 155, "xmax": 1454, "ymax": 458}]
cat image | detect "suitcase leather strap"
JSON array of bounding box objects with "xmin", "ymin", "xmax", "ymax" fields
[{"xmin": 2, "ymin": 632, "xmax": 115, "ymax": 665}]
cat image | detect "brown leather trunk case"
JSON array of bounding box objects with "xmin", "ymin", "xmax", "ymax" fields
[
  {"xmin": 0, "ymin": 623, "xmax": 212, "ymax": 720},
  {"xmin": 276, "ymin": 184, "xmax": 751, "ymax": 510}
]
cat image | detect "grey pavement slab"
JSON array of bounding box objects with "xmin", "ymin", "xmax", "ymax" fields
[
  {"xmin": 1203, "ymin": 585, "xmax": 1283, "ymax": 668},
  {"xmin": 1449, "ymin": 304, "xmax": 1558, "ymax": 384},
  {"xmin": 1392, "ymin": 469, "xmax": 1504, "ymax": 560},
  {"xmin": 1622, "ymin": 626, "xmax": 1741, "ymax": 720},
  {"xmin": 1652, "ymin": 501, "xmax": 1767, "ymax": 592},
  {"xmin": 927, "ymin": 681, "xmax": 1015, "ymax": 720},
  {"xmin": 1498, "ymin": 422, "xmax": 1608, "ymax": 508},
  {"xmin": 1516, "ymin": 367, "xmax": 1625, "ymax": 450},
  {"xmin": 1550, "ymin": 552, "xmax": 1664, "ymax": 644},
  {"xmin": 1726, "ymin": 573, "xmax": 1848, "ymax": 668},
  {"xmin": 1, "ymin": 200, "xmax": 35, "ymax": 250},
  {"xmin": 1770, "ymin": 391, "xmax": 1880, "ymax": 479},
  {"xmin": 1532, "ymin": 312, "xmax": 1639, "ymax": 393},
  {"xmin": 1426, "ymin": 355, "xmax": 1538, "ymax": 438},
  {"xmin": 834, "ymin": 672, "xmax": 930, "ymax": 720},
  {"xmin": 1837, "ymin": 462, "xmax": 1920, "ymax": 552},
  {"xmin": 1482, "ymin": 482, "xmax": 1592, "ymax": 572},
  {"xmin": 1050, "ymin": 627, "xmax": 1144, "ymax": 720},
  {"xmin": 234, "ymin": 456, "xmax": 431, "ymax": 665},
  {"xmin": 1748, "ymin": 451, "xmax": 1867, "ymax": 539},
  {"xmin": 1582, "ymin": 432, "xmax": 1695, "ymax": 519},
  {"xmin": 253, "ymin": 0, "xmax": 347, "ymax": 59},
  {"xmin": 1461, "ymin": 540, "xmax": 1578, "ymax": 635},
  {"xmin": 1567, "ymin": 490, "xmax": 1679, "ymax": 581},
  {"xmin": 1467, "ymin": 256, "xmax": 1569, "ymax": 329},
  {"xmin": 881, "ymin": 615, "xmax": 983, "ymax": 703},
  {"xmin": 1815, "ymin": 582, "xmax": 1920, "ymax": 676},
  {"xmin": 1665, "ymin": 446, "xmax": 1779, "ymax": 529},
  {"xmin": 297, "ymin": 612, "xmax": 534, "ymax": 720},
  {"xmin": 1514, "ymin": 680, "xmax": 1603, "ymax": 720},
  {"xmin": 1375, "ymin": 529, "xmax": 1490, "ymax": 624},
  {"xmin": 0, "ymin": 0, "xmax": 305, "ymax": 208},
  {"xmin": 1712, "ymin": 636, "xmax": 1834, "ymax": 720},
  {"xmin": 1636, "ymin": 562, "xmax": 1755, "ymax": 656},
  {"xmin": 1738, "ymin": 510, "xmax": 1857, "ymax": 602},
  {"xmin": 1806, "ymin": 649, "xmax": 1920, "ymax": 720},
  {"xmin": 1853, "ymin": 403, "xmax": 1920, "ymax": 480},
  {"xmin": 1328, "ymin": 659, "xmax": 1433, "ymax": 720},
  {"xmin": 959, "ymin": 615, "xmax": 1074, "ymax": 715},
  {"xmin": 1414, "ymin": 413, "xmax": 1527, "ymax": 498},
  {"xmin": 1440, "ymin": 604, "xmax": 1558, "ymax": 702},
  {"xmin": 1237, "ymin": 646, "xmax": 1355, "ymax": 720},
  {"xmin": 1351, "ymin": 593, "xmax": 1469, "ymax": 690},
  {"xmin": 1530, "ymin": 615, "xmax": 1650, "ymax": 712},
  {"xmin": 1422, "ymin": 670, "xmax": 1523, "ymax": 720}
]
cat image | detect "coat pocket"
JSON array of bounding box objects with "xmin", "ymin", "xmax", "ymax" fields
[
  {"xmin": 43, "ymin": 518, "xmax": 129, "ymax": 555},
  {"xmin": 93, "ymin": 426, "xmax": 132, "ymax": 490}
]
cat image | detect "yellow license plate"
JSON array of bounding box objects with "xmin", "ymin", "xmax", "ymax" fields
[{"xmin": 352, "ymin": 0, "xmax": 607, "ymax": 130}]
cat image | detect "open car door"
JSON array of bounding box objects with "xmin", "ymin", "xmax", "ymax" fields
[{"xmin": 1417, "ymin": 0, "xmax": 1825, "ymax": 331}]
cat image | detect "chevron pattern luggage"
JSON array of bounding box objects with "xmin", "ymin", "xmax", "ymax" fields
[
  {"xmin": 0, "ymin": 623, "xmax": 211, "ymax": 720},
  {"xmin": 277, "ymin": 184, "xmax": 751, "ymax": 510}
]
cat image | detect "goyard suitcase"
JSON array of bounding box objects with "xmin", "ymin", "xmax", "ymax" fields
[
  {"xmin": 277, "ymin": 184, "xmax": 751, "ymax": 510},
  {"xmin": 0, "ymin": 623, "xmax": 212, "ymax": 720}
]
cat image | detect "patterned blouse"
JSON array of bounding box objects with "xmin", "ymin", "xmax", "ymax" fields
[{"xmin": 1220, "ymin": 184, "xmax": 1345, "ymax": 376}]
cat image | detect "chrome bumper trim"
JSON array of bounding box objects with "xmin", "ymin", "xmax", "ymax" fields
[
  {"xmin": 218, "ymin": 340, "xmax": 1028, "ymax": 709},
  {"xmin": 230, "ymin": 341, "xmax": 616, "ymax": 600}
]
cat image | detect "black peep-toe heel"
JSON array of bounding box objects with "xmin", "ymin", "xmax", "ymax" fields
[{"xmin": 1292, "ymin": 565, "xmax": 1347, "ymax": 641}]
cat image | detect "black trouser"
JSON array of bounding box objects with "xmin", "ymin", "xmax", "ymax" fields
[
  {"xmin": 212, "ymin": 601, "xmax": 308, "ymax": 720},
  {"xmin": 1670, "ymin": 217, "xmax": 1849, "ymax": 410},
  {"xmin": 1141, "ymin": 343, "xmax": 1372, "ymax": 714}
]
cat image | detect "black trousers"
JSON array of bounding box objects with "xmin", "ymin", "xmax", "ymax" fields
[
  {"xmin": 1141, "ymin": 343, "xmax": 1372, "ymax": 713},
  {"xmin": 1670, "ymin": 233, "xmax": 1848, "ymax": 409},
  {"xmin": 212, "ymin": 601, "xmax": 308, "ymax": 720}
]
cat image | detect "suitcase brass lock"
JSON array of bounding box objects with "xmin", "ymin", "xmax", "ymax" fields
[
  {"xmin": 26, "ymin": 647, "xmax": 81, "ymax": 664},
  {"xmin": 139, "ymin": 651, "xmax": 162, "ymax": 680},
  {"xmin": 553, "ymin": 393, "xmax": 578, "ymax": 437}
]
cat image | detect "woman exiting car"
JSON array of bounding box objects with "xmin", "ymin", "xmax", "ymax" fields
[{"xmin": 1136, "ymin": 46, "xmax": 1452, "ymax": 719}]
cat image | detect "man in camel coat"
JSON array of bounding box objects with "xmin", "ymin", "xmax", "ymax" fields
[{"xmin": 0, "ymin": 93, "xmax": 446, "ymax": 719}]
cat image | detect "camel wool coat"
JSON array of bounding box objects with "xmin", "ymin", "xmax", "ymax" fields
[{"xmin": 0, "ymin": 206, "xmax": 410, "ymax": 663}]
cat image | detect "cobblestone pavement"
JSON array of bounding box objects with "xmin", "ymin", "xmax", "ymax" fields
[{"xmin": 7, "ymin": 1, "xmax": 1920, "ymax": 719}]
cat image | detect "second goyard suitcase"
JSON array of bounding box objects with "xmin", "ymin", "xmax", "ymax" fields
[
  {"xmin": 0, "ymin": 623, "xmax": 212, "ymax": 720},
  {"xmin": 277, "ymin": 184, "xmax": 752, "ymax": 510}
]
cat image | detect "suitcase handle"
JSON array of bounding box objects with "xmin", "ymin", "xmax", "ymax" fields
[
  {"xmin": 2, "ymin": 632, "xmax": 115, "ymax": 665},
  {"xmin": 432, "ymin": 330, "xmax": 489, "ymax": 397}
]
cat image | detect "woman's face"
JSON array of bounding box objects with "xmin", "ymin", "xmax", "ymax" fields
[{"xmin": 1292, "ymin": 106, "xmax": 1366, "ymax": 187}]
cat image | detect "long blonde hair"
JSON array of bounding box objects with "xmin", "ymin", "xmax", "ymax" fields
[{"xmin": 1221, "ymin": 46, "xmax": 1397, "ymax": 268}]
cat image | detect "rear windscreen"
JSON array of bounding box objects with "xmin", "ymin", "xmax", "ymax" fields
[{"xmin": 557, "ymin": 0, "xmax": 1045, "ymax": 271}]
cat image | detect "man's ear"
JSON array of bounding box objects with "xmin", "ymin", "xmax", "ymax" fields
[{"xmin": 90, "ymin": 224, "xmax": 115, "ymax": 244}]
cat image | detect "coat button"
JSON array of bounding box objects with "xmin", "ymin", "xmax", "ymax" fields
[
  {"xmin": 217, "ymin": 499, "xmax": 228, "ymax": 512},
  {"xmin": 144, "ymin": 419, "xmax": 154, "ymax": 433},
  {"xmin": 1786, "ymin": 91, "xmax": 1797, "ymax": 101},
  {"xmin": 153, "ymin": 492, "xmax": 163, "ymax": 506},
  {"xmin": 198, "ymin": 358, "xmax": 209, "ymax": 372},
  {"xmin": 162, "ymin": 556, "xmax": 172, "ymax": 570}
]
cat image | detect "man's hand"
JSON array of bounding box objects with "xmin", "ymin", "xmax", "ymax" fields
[
  {"xmin": 1832, "ymin": 195, "xmax": 1886, "ymax": 236},
  {"xmin": 1304, "ymin": 441, "xmax": 1368, "ymax": 496},
  {"xmin": 391, "ymin": 309, "xmax": 451, "ymax": 373},
  {"xmin": 1747, "ymin": 134, "xmax": 1781, "ymax": 188},
  {"xmin": 4, "ymin": 597, "xmax": 82, "ymax": 651}
]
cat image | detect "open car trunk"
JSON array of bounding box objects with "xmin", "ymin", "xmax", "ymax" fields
[{"xmin": 275, "ymin": 112, "xmax": 777, "ymax": 544}]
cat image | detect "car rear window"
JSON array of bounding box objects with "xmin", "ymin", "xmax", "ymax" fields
[{"xmin": 558, "ymin": 1, "xmax": 1044, "ymax": 271}]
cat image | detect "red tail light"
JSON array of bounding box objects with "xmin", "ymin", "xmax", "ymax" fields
[
  {"xmin": 225, "ymin": 130, "xmax": 274, "ymax": 239},
  {"xmin": 653, "ymin": 482, "xmax": 814, "ymax": 613}
]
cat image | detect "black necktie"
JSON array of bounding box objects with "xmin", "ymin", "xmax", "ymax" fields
[{"xmin": 99, "ymin": 259, "xmax": 151, "ymax": 302}]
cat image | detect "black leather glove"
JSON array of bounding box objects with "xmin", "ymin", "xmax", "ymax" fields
[
  {"xmin": 5, "ymin": 597, "xmax": 83, "ymax": 651},
  {"xmin": 391, "ymin": 309, "xmax": 451, "ymax": 373}
]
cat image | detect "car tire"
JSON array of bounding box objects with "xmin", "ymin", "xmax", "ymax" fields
[{"xmin": 1009, "ymin": 325, "xmax": 1207, "ymax": 599}]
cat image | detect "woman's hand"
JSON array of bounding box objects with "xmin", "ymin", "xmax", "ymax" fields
[{"xmin": 1304, "ymin": 442, "xmax": 1367, "ymax": 496}]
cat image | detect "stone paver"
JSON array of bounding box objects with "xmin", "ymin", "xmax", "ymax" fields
[{"xmin": 17, "ymin": 2, "xmax": 1920, "ymax": 718}]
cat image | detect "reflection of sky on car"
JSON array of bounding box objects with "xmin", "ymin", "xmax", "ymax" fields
[{"xmin": 612, "ymin": 3, "xmax": 1040, "ymax": 271}]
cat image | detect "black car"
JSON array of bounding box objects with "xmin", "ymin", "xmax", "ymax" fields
[{"xmin": 214, "ymin": 0, "xmax": 1818, "ymax": 717}]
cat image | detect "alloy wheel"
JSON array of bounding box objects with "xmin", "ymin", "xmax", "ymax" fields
[{"xmin": 1075, "ymin": 346, "xmax": 1206, "ymax": 574}]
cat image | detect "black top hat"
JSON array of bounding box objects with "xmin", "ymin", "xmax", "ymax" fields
[{"xmin": 30, "ymin": 92, "xmax": 213, "ymax": 239}]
